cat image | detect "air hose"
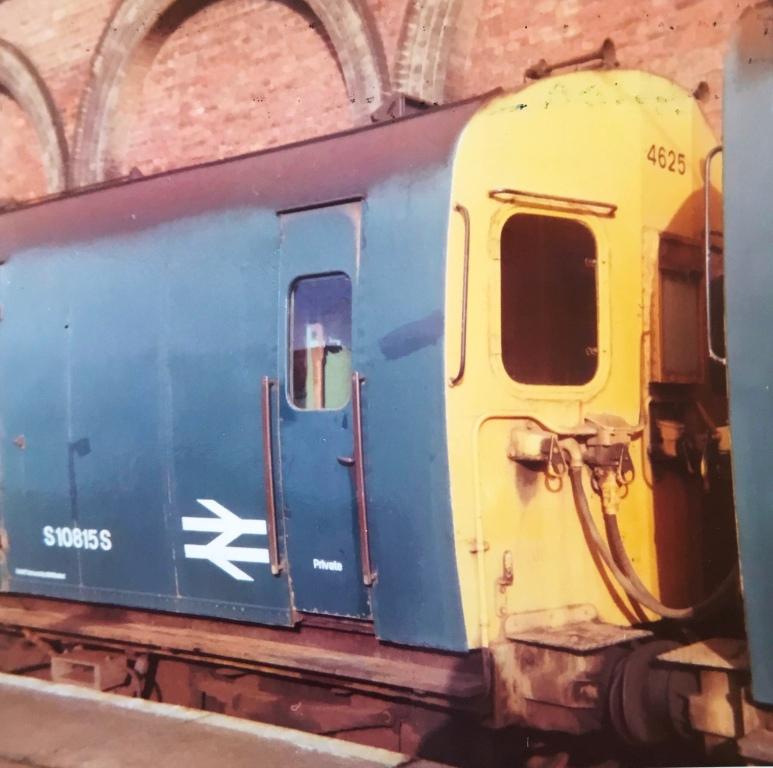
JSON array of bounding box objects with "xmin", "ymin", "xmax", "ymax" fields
[{"xmin": 563, "ymin": 439, "xmax": 737, "ymax": 621}]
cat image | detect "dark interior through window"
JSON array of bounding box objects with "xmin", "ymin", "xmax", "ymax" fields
[{"xmin": 501, "ymin": 214, "xmax": 598, "ymax": 385}]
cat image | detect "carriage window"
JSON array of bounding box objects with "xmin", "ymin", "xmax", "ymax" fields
[
  {"xmin": 289, "ymin": 273, "xmax": 352, "ymax": 410},
  {"xmin": 501, "ymin": 214, "xmax": 598, "ymax": 385}
]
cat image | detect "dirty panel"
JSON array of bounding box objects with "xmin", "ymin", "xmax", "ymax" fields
[
  {"xmin": 0, "ymin": 210, "xmax": 292, "ymax": 625},
  {"xmin": 0, "ymin": 257, "xmax": 79, "ymax": 586},
  {"xmin": 359, "ymin": 169, "xmax": 467, "ymax": 650},
  {"xmin": 65, "ymin": 243, "xmax": 172, "ymax": 596},
  {"xmin": 166, "ymin": 211, "xmax": 291, "ymax": 619}
]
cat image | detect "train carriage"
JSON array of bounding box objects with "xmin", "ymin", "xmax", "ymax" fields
[
  {"xmin": 0, "ymin": 55, "xmax": 765, "ymax": 763},
  {"xmin": 724, "ymin": 0, "xmax": 773, "ymax": 719}
]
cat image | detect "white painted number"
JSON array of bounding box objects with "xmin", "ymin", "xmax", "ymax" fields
[{"xmin": 43, "ymin": 526, "xmax": 112, "ymax": 551}]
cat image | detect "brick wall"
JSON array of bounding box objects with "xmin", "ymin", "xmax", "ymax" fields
[
  {"xmin": 0, "ymin": 0, "xmax": 743, "ymax": 202},
  {"xmin": 119, "ymin": 0, "xmax": 353, "ymax": 177},
  {"xmin": 0, "ymin": 94, "xmax": 48, "ymax": 201},
  {"xmin": 451, "ymin": 0, "xmax": 733, "ymax": 126}
]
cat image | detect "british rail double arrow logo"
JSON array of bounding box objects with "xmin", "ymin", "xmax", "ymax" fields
[{"xmin": 182, "ymin": 499, "xmax": 269, "ymax": 581}]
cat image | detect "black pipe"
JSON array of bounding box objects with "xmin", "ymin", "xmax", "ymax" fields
[{"xmin": 568, "ymin": 466, "xmax": 737, "ymax": 620}]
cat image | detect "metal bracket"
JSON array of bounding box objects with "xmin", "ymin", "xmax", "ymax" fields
[
  {"xmin": 51, "ymin": 649, "xmax": 128, "ymax": 691},
  {"xmin": 508, "ymin": 621, "xmax": 652, "ymax": 653},
  {"xmin": 468, "ymin": 539, "xmax": 490, "ymax": 554},
  {"xmin": 525, "ymin": 38, "xmax": 618, "ymax": 80},
  {"xmin": 489, "ymin": 188, "xmax": 617, "ymax": 218}
]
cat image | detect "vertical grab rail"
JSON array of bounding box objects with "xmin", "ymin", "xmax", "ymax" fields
[
  {"xmin": 261, "ymin": 376, "xmax": 282, "ymax": 576},
  {"xmin": 449, "ymin": 203, "xmax": 471, "ymax": 386},
  {"xmin": 351, "ymin": 372, "xmax": 376, "ymax": 586},
  {"xmin": 704, "ymin": 146, "xmax": 726, "ymax": 365}
]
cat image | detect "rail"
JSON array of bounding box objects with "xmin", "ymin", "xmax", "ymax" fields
[
  {"xmin": 261, "ymin": 376, "xmax": 283, "ymax": 575},
  {"xmin": 449, "ymin": 203, "xmax": 471, "ymax": 386},
  {"xmin": 489, "ymin": 188, "xmax": 617, "ymax": 218},
  {"xmin": 351, "ymin": 372, "xmax": 376, "ymax": 586},
  {"xmin": 704, "ymin": 146, "xmax": 726, "ymax": 365}
]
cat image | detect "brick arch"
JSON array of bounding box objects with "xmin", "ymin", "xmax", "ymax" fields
[
  {"xmin": 0, "ymin": 39, "xmax": 68, "ymax": 194},
  {"xmin": 70, "ymin": 0, "xmax": 389, "ymax": 186},
  {"xmin": 394, "ymin": 0, "xmax": 483, "ymax": 105}
]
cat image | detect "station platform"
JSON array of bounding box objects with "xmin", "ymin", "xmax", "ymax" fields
[{"xmin": 0, "ymin": 673, "xmax": 446, "ymax": 768}]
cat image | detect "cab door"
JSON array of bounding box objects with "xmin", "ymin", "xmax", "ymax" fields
[{"xmin": 277, "ymin": 202, "xmax": 372, "ymax": 619}]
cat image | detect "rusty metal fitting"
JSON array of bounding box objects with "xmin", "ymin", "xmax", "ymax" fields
[
  {"xmin": 596, "ymin": 469, "xmax": 621, "ymax": 517},
  {"xmin": 558, "ymin": 437, "xmax": 584, "ymax": 470},
  {"xmin": 525, "ymin": 38, "xmax": 618, "ymax": 80}
]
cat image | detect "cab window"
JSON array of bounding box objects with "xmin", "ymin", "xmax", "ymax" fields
[
  {"xmin": 501, "ymin": 214, "xmax": 598, "ymax": 385},
  {"xmin": 289, "ymin": 273, "xmax": 352, "ymax": 410}
]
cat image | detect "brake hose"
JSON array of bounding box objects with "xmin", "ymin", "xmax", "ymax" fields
[{"xmin": 564, "ymin": 441, "xmax": 737, "ymax": 621}]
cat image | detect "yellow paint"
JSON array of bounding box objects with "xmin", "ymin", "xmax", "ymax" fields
[{"xmin": 444, "ymin": 71, "xmax": 722, "ymax": 648}]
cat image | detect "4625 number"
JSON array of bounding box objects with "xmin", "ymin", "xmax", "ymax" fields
[{"xmin": 647, "ymin": 144, "xmax": 686, "ymax": 175}]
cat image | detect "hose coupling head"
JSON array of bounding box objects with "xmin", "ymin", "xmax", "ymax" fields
[
  {"xmin": 595, "ymin": 467, "xmax": 622, "ymax": 516},
  {"xmin": 558, "ymin": 437, "xmax": 585, "ymax": 469}
]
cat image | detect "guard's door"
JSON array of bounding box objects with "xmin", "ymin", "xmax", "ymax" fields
[{"xmin": 278, "ymin": 203, "xmax": 371, "ymax": 619}]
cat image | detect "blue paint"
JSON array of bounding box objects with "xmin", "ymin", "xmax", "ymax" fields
[
  {"xmin": 359, "ymin": 170, "xmax": 467, "ymax": 651},
  {"xmin": 0, "ymin": 111, "xmax": 469, "ymax": 651},
  {"xmin": 0, "ymin": 256, "xmax": 79, "ymax": 584},
  {"xmin": 378, "ymin": 310, "xmax": 444, "ymax": 360},
  {"xmin": 0, "ymin": 210, "xmax": 293, "ymax": 626},
  {"xmin": 724, "ymin": 21, "xmax": 773, "ymax": 705},
  {"xmin": 277, "ymin": 205, "xmax": 371, "ymax": 619}
]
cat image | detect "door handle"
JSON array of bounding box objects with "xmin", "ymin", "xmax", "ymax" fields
[
  {"xmin": 337, "ymin": 455, "xmax": 355, "ymax": 467},
  {"xmin": 350, "ymin": 372, "xmax": 376, "ymax": 587},
  {"xmin": 261, "ymin": 376, "xmax": 283, "ymax": 576}
]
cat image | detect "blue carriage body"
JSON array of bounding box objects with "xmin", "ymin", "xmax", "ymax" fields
[
  {"xmin": 724, "ymin": 2, "xmax": 773, "ymax": 706},
  {"xmin": 0, "ymin": 98, "xmax": 483, "ymax": 652}
]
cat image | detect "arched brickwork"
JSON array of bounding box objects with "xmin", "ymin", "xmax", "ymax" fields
[
  {"xmin": 394, "ymin": 0, "xmax": 483, "ymax": 105},
  {"xmin": 0, "ymin": 39, "xmax": 68, "ymax": 194},
  {"xmin": 70, "ymin": 0, "xmax": 390, "ymax": 186}
]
